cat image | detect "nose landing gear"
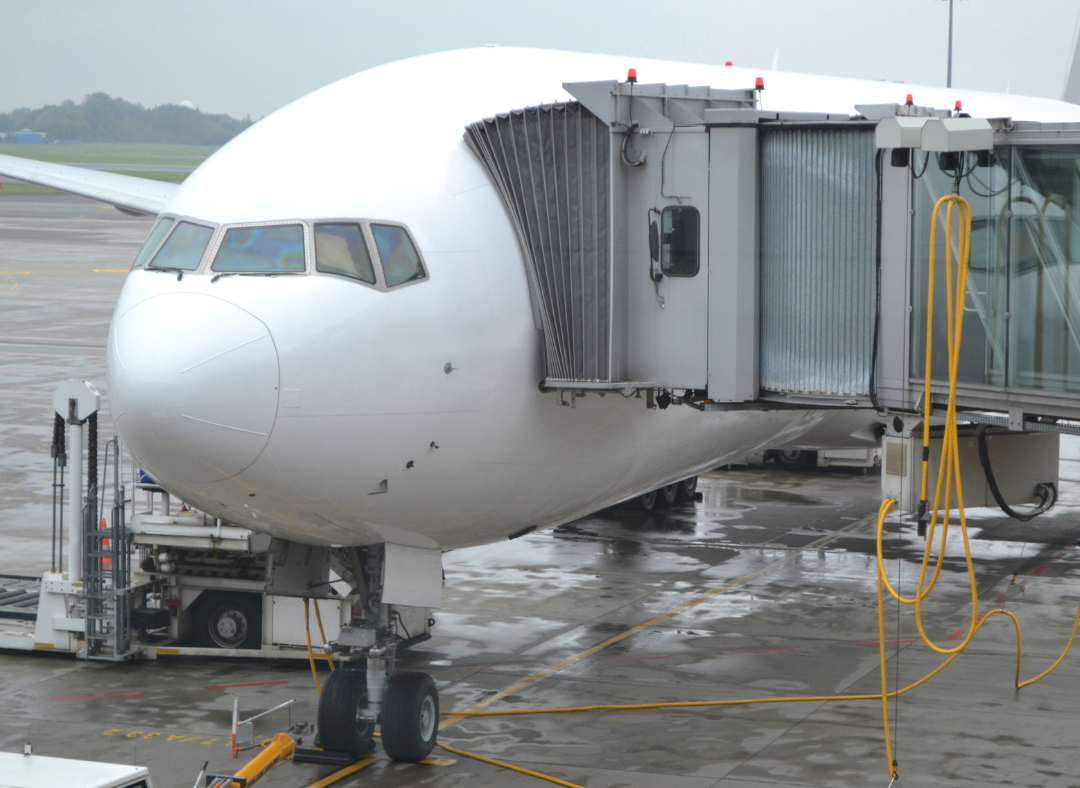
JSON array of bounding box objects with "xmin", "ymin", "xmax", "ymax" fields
[{"xmin": 316, "ymin": 649, "xmax": 440, "ymax": 763}]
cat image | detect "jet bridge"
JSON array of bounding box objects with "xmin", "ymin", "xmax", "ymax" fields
[{"xmin": 465, "ymin": 80, "xmax": 1080, "ymax": 431}]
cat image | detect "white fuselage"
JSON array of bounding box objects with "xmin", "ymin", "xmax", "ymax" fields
[{"xmin": 106, "ymin": 48, "xmax": 1080, "ymax": 551}]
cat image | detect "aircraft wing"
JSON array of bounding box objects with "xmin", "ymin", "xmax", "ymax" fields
[{"xmin": 0, "ymin": 153, "xmax": 177, "ymax": 215}]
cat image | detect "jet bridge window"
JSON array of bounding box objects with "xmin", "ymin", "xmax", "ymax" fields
[
  {"xmin": 132, "ymin": 216, "xmax": 174, "ymax": 269},
  {"xmin": 212, "ymin": 224, "xmax": 307, "ymax": 273},
  {"xmin": 660, "ymin": 206, "xmax": 700, "ymax": 277},
  {"xmin": 314, "ymin": 223, "xmax": 376, "ymax": 284},
  {"xmin": 149, "ymin": 220, "xmax": 214, "ymax": 271},
  {"xmin": 371, "ymin": 223, "xmax": 425, "ymax": 287}
]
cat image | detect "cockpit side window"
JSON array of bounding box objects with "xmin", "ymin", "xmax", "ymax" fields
[
  {"xmin": 314, "ymin": 223, "xmax": 376, "ymax": 284},
  {"xmin": 132, "ymin": 217, "xmax": 175, "ymax": 269},
  {"xmin": 211, "ymin": 224, "xmax": 306, "ymax": 273},
  {"xmin": 371, "ymin": 224, "xmax": 425, "ymax": 287},
  {"xmin": 149, "ymin": 221, "xmax": 214, "ymax": 271}
]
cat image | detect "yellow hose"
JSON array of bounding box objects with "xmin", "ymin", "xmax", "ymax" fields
[
  {"xmin": 436, "ymin": 741, "xmax": 587, "ymax": 788},
  {"xmin": 312, "ymin": 599, "xmax": 336, "ymax": 672},
  {"xmin": 303, "ymin": 598, "xmax": 321, "ymax": 694}
]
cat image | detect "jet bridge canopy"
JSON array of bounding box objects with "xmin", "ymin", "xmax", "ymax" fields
[{"xmin": 466, "ymin": 82, "xmax": 1080, "ymax": 431}]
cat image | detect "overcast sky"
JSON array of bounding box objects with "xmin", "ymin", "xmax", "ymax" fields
[{"xmin": 2, "ymin": 0, "xmax": 1080, "ymax": 119}]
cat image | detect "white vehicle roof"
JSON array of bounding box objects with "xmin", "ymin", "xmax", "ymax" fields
[{"xmin": 0, "ymin": 753, "xmax": 151, "ymax": 788}]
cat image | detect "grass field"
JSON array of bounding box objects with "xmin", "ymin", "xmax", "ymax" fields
[
  {"xmin": 0, "ymin": 142, "xmax": 214, "ymax": 194},
  {"xmin": 0, "ymin": 142, "xmax": 217, "ymax": 165}
]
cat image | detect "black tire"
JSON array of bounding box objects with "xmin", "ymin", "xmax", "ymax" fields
[
  {"xmin": 772, "ymin": 449, "xmax": 816, "ymax": 472},
  {"xmin": 195, "ymin": 592, "xmax": 261, "ymax": 649},
  {"xmin": 675, "ymin": 476, "xmax": 698, "ymax": 502},
  {"xmin": 657, "ymin": 483, "xmax": 678, "ymax": 508},
  {"xmin": 317, "ymin": 669, "xmax": 375, "ymax": 755},
  {"xmin": 640, "ymin": 484, "xmax": 678, "ymax": 511},
  {"xmin": 381, "ymin": 672, "xmax": 439, "ymax": 762}
]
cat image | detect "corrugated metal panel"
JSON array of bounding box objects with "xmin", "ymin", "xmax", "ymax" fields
[
  {"xmin": 759, "ymin": 128, "xmax": 876, "ymax": 396},
  {"xmin": 464, "ymin": 102, "xmax": 610, "ymax": 382}
]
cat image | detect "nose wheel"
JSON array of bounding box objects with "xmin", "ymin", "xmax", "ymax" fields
[
  {"xmin": 316, "ymin": 669, "xmax": 375, "ymax": 755},
  {"xmin": 381, "ymin": 672, "xmax": 439, "ymax": 762}
]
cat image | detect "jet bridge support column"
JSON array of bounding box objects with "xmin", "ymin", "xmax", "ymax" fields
[
  {"xmin": 53, "ymin": 381, "xmax": 100, "ymax": 583},
  {"xmin": 707, "ymin": 116, "xmax": 760, "ymax": 402}
]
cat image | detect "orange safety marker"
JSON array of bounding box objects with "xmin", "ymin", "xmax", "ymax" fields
[{"xmin": 101, "ymin": 518, "xmax": 112, "ymax": 566}]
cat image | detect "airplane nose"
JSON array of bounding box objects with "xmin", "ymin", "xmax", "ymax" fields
[{"xmin": 109, "ymin": 292, "xmax": 279, "ymax": 485}]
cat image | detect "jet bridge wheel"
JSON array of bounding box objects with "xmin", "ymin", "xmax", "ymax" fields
[
  {"xmin": 772, "ymin": 450, "xmax": 816, "ymax": 472},
  {"xmin": 380, "ymin": 672, "xmax": 439, "ymax": 762},
  {"xmin": 317, "ymin": 668, "xmax": 375, "ymax": 755},
  {"xmin": 675, "ymin": 476, "xmax": 698, "ymax": 502},
  {"xmin": 640, "ymin": 483, "xmax": 678, "ymax": 511}
]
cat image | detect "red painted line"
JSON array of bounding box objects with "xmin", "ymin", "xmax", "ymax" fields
[
  {"xmin": 52, "ymin": 691, "xmax": 143, "ymax": 701},
  {"xmin": 946, "ymin": 610, "xmax": 990, "ymax": 641},
  {"xmin": 1033, "ymin": 565, "xmax": 1050, "ymax": 576},
  {"xmin": 608, "ymin": 655, "xmax": 675, "ymax": 662},
  {"xmin": 728, "ymin": 647, "xmax": 798, "ymax": 655},
  {"xmin": 203, "ymin": 680, "xmax": 289, "ymax": 690},
  {"xmin": 854, "ymin": 639, "xmax": 919, "ymax": 647}
]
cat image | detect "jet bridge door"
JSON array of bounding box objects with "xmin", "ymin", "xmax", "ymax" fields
[{"xmin": 622, "ymin": 128, "xmax": 710, "ymax": 389}]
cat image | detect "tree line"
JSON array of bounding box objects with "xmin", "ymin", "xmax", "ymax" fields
[{"xmin": 0, "ymin": 93, "xmax": 254, "ymax": 145}]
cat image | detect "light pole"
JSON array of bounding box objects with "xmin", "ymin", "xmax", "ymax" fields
[{"xmin": 947, "ymin": 0, "xmax": 954, "ymax": 88}]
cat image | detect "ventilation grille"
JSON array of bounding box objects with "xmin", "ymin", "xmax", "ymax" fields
[
  {"xmin": 465, "ymin": 102, "xmax": 611, "ymax": 382},
  {"xmin": 759, "ymin": 128, "xmax": 877, "ymax": 396}
]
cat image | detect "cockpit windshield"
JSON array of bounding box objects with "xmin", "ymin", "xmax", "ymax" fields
[
  {"xmin": 372, "ymin": 223, "xmax": 425, "ymax": 287},
  {"xmin": 149, "ymin": 221, "xmax": 214, "ymax": 271},
  {"xmin": 211, "ymin": 224, "xmax": 306, "ymax": 273},
  {"xmin": 132, "ymin": 217, "xmax": 175, "ymax": 269},
  {"xmin": 314, "ymin": 223, "xmax": 376, "ymax": 284}
]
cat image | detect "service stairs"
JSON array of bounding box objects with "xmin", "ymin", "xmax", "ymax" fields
[{"xmin": 82, "ymin": 441, "xmax": 133, "ymax": 661}]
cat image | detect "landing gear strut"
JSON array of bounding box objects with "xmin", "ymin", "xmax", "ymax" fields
[{"xmin": 315, "ymin": 546, "xmax": 440, "ymax": 763}]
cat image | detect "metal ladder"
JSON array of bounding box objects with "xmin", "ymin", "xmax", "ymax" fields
[{"xmin": 82, "ymin": 436, "xmax": 132, "ymax": 661}]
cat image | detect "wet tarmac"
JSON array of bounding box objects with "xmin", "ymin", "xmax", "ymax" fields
[{"xmin": 2, "ymin": 193, "xmax": 1080, "ymax": 788}]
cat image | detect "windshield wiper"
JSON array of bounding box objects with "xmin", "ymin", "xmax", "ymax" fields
[
  {"xmin": 210, "ymin": 272, "xmax": 238, "ymax": 283},
  {"xmin": 147, "ymin": 265, "xmax": 185, "ymax": 281}
]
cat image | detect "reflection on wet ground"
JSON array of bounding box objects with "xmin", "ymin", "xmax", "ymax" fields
[{"xmin": 3, "ymin": 195, "xmax": 1080, "ymax": 787}]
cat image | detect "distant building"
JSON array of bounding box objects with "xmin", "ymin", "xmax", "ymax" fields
[{"xmin": 9, "ymin": 129, "xmax": 46, "ymax": 144}]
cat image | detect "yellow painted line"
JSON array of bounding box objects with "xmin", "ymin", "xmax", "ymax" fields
[
  {"xmin": 0, "ymin": 272, "xmax": 30, "ymax": 275},
  {"xmin": 33, "ymin": 643, "xmax": 55, "ymax": 649},
  {"xmin": 0, "ymin": 484, "xmax": 18, "ymax": 491},
  {"xmin": 302, "ymin": 756, "xmax": 374, "ymax": 788},
  {"xmin": 156, "ymin": 647, "xmax": 180, "ymax": 654},
  {"xmin": 92, "ymin": 269, "xmax": 128, "ymax": 273},
  {"xmin": 439, "ymin": 513, "xmax": 875, "ymax": 730}
]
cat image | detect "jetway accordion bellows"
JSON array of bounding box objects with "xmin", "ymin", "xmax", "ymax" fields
[
  {"xmin": 759, "ymin": 128, "xmax": 877, "ymax": 397},
  {"xmin": 465, "ymin": 102, "xmax": 611, "ymax": 382}
]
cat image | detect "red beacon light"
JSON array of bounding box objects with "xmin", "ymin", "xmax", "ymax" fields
[
  {"xmin": 755, "ymin": 77, "xmax": 765, "ymax": 91},
  {"xmin": 905, "ymin": 93, "xmax": 914, "ymax": 105},
  {"xmin": 725, "ymin": 61, "xmax": 733, "ymax": 67},
  {"xmin": 627, "ymin": 68, "xmax": 637, "ymax": 84}
]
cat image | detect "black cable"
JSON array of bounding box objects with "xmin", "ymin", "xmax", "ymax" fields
[
  {"xmin": 87, "ymin": 412, "xmax": 98, "ymax": 495},
  {"xmin": 976, "ymin": 427, "xmax": 1057, "ymax": 521},
  {"xmin": 870, "ymin": 149, "xmax": 884, "ymax": 412},
  {"xmin": 966, "ymin": 168, "xmax": 1010, "ymax": 199},
  {"xmin": 910, "ymin": 151, "xmax": 930, "ymax": 179}
]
